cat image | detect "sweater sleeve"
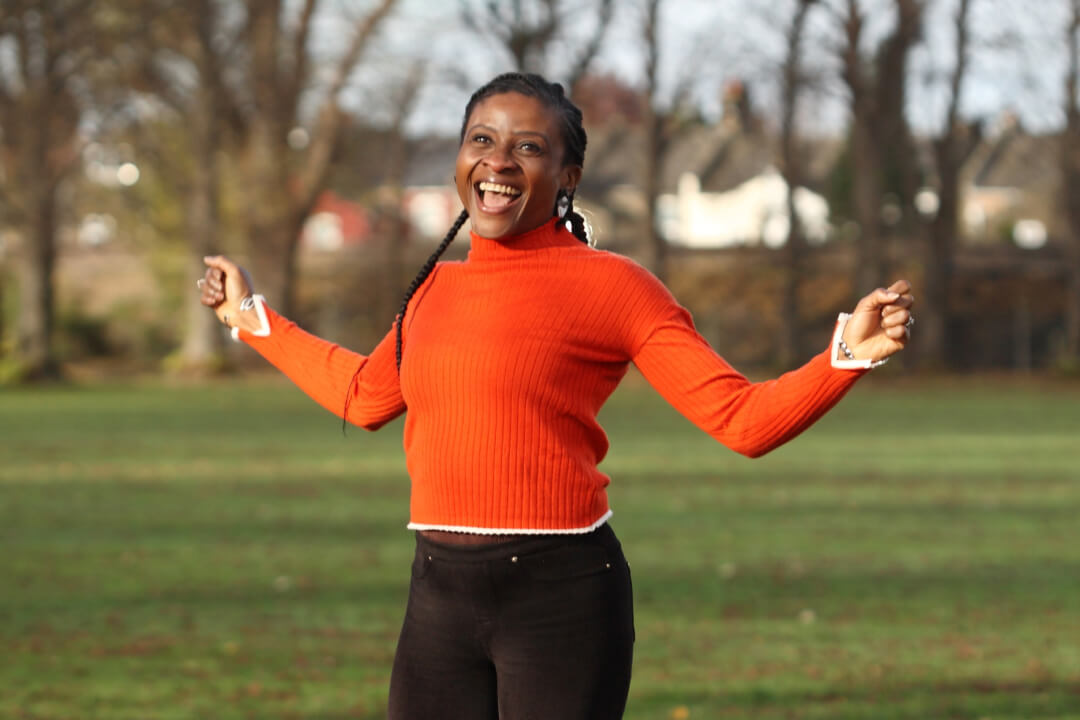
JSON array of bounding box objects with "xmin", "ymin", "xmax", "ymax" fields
[
  {"xmin": 236, "ymin": 306, "xmax": 405, "ymax": 431},
  {"xmin": 629, "ymin": 287, "xmax": 867, "ymax": 459}
]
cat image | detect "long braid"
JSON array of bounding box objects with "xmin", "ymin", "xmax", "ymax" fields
[
  {"xmin": 562, "ymin": 189, "xmax": 590, "ymax": 245},
  {"xmin": 341, "ymin": 209, "xmax": 468, "ymax": 432},
  {"xmin": 395, "ymin": 209, "xmax": 469, "ymax": 370}
]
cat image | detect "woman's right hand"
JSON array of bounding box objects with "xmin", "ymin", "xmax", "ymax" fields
[{"xmin": 198, "ymin": 255, "xmax": 257, "ymax": 331}]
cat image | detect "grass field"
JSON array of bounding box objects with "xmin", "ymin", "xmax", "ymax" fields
[{"xmin": 2, "ymin": 372, "xmax": 1080, "ymax": 719}]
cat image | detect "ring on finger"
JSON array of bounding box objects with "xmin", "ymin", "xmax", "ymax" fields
[
  {"xmin": 196, "ymin": 278, "xmax": 205, "ymax": 289},
  {"xmin": 905, "ymin": 315, "xmax": 915, "ymax": 330}
]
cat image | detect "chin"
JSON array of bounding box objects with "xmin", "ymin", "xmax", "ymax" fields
[{"xmin": 470, "ymin": 213, "xmax": 524, "ymax": 239}]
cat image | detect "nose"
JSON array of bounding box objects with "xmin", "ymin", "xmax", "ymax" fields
[{"xmin": 482, "ymin": 144, "xmax": 518, "ymax": 173}]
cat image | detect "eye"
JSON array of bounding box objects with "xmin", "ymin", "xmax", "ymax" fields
[
  {"xmin": 518, "ymin": 141, "xmax": 543, "ymax": 154},
  {"xmin": 470, "ymin": 133, "xmax": 491, "ymax": 144}
]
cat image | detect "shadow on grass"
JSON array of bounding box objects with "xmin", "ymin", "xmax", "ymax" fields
[{"xmin": 636, "ymin": 677, "xmax": 1080, "ymax": 719}]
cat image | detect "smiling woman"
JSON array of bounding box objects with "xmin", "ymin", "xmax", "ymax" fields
[
  {"xmin": 195, "ymin": 72, "xmax": 915, "ymax": 720},
  {"xmin": 455, "ymin": 86, "xmax": 581, "ymax": 239}
]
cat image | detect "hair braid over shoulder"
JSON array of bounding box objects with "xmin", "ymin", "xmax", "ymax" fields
[
  {"xmin": 395, "ymin": 209, "xmax": 470, "ymax": 370},
  {"xmin": 340, "ymin": 209, "xmax": 467, "ymax": 433}
]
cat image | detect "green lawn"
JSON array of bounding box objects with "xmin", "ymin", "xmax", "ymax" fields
[{"xmin": 2, "ymin": 373, "xmax": 1079, "ymax": 719}]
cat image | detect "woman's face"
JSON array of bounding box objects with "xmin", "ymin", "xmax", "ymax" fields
[{"xmin": 456, "ymin": 91, "xmax": 581, "ymax": 239}]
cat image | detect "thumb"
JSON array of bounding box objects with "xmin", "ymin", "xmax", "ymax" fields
[
  {"xmin": 203, "ymin": 255, "xmax": 240, "ymax": 276},
  {"xmin": 855, "ymin": 287, "xmax": 900, "ymax": 314}
]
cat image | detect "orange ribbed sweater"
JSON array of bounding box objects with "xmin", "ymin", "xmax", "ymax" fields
[{"xmin": 240, "ymin": 219, "xmax": 866, "ymax": 533}]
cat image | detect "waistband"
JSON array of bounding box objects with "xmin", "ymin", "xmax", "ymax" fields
[{"xmin": 414, "ymin": 522, "xmax": 620, "ymax": 564}]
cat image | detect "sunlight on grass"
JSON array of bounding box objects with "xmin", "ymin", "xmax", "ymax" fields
[{"xmin": 2, "ymin": 377, "xmax": 1080, "ymax": 719}]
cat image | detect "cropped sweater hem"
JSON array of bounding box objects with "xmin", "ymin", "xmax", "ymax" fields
[{"xmin": 407, "ymin": 510, "xmax": 614, "ymax": 535}]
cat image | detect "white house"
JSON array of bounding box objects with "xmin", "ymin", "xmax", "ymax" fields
[{"xmin": 657, "ymin": 167, "xmax": 831, "ymax": 249}]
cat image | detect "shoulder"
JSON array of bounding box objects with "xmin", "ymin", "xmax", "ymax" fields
[{"xmin": 578, "ymin": 248, "xmax": 675, "ymax": 298}]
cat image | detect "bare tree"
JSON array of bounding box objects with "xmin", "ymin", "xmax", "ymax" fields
[
  {"xmin": 0, "ymin": 1, "xmax": 130, "ymax": 380},
  {"xmin": 641, "ymin": 0, "xmax": 669, "ymax": 283},
  {"xmin": 1063, "ymin": 0, "xmax": 1080, "ymax": 364},
  {"xmin": 777, "ymin": 0, "xmax": 820, "ymax": 367},
  {"xmin": 831, "ymin": 0, "xmax": 923, "ymax": 299},
  {"xmin": 638, "ymin": 0, "xmax": 723, "ymax": 283},
  {"xmin": 238, "ymin": 0, "xmax": 398, "ymax": 315},
  {"xmin": 175, "ymin": 1, "xmax": 228, "ymax": 371},
  {"xmin": 129, "ymin": 0, "xmax": 231, "ymax": 373},
  {"xmin": 919, "ymin": 0, "xmax": 978, "ymax": 368},
  {"xmin": 459, "ymin": 0, "xmax": 614, "ymax": 93},
  {"xmin": 374, "ymin": 62, "xmax": 428, "ymax": 324}
]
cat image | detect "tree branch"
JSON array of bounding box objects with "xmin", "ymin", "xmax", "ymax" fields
[
  {"xmin": 292, "ymin": 0, "xmax": 399, "ymax": 213},
  {"xmin": 284, "ymin": 0, "xmax": 318, "ymax": 114},
  {"xmin": 564, "ymin": 0, "xmax": 613, "ymax": 92},
  {"xmin": 322, "ymin": 0, "xmax": 398, "ymax": 105}
]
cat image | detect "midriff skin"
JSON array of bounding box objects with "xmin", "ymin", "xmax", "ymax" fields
[{"xmin": 419, "ymin": 530, "xmax": 528, "ymax": 546}]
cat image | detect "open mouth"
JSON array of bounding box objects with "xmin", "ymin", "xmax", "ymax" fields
[{"xmin": 475, "ymin": 181, "xmax": 523, "ymax": 212}]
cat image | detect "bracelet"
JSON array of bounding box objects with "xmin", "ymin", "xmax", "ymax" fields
[
  {"xmin": 838, "ymin": 338, "xmax": 856, "ymax": 361},
  {"xmin": 239, "ymin": 295, "xmax": 256, "ymax": 311}
]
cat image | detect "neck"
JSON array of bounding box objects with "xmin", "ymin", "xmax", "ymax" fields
[{"xmin": 467, "ymin": 218, "xmax": 581, "ymax": 262}]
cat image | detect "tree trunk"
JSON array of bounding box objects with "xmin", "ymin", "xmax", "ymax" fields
[
  {"xmin": 851, "ymin": 115, "xmax": 885, "ymax": 296},
  {"xmin": 920, "ymin": 155, "xmax": 959, "ymax": 369},
  {"xmin": 918, "ymin": 0, "xmax": 968, "ymax": 369},
  {"xmin": 177, "ymin": 84, "xmax": 225, "ymax": 373},
  {"xmin": 1063, "ymin": 140, "xmax": 1080, "ymax": 360},
  {"xmin": 1062, "ymin": 0, "xmax": 1080, "ymax": 365},
  {"xmin": 16, "ymin": 181, "xmax": 60, "ymax": 380},
  {"xmin": 1066, "ymin": 251, "xmax": 1080, "ymax": 361},
  {"xmin": 244, "ymin": 111, "xmax": 297, "ymax": 311},
  {"xmin": 642, "ymin": 0, "xmax": 668, "ymax": 284},
  {"xmin": 643, "ymin": 114, "xmax": 668, "ymax": 284},
  {"xmin": 777, "ymin": 0, "xmax": 815, "ymax": 368}
]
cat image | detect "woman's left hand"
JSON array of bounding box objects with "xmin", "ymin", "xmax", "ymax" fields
[{"xmin": 842, "ymin": 279, "xmax": 915, "ymax": 363}]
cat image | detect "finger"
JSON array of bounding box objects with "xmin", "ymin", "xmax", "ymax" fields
[
  {"xmin": 885, "ymin": 324, "xmax": 909, "ymax": 341},
  {"xmin": 197, "ymin": 268, "xmax": 224, "ymax": 306},
  {"xmin": 854, "ymin": 287, "xmax": 901, "ymax": 314},
  {"xmin": 206, "ymin": 268, "xmax": 224, "ymax": 292},
  {"xmin": 203, "ymin": 254, "xmax": 237, "ymax": 271},
  {"xmin": 881, "ymin": 294, "xmax": 914, "ymax": 315},
  {"xmin": 881, "ymin": 309, "xmax": 911, "ymax": 330},
  {"xmin": 886, "ymin": 279, "xmax": 911, "ymax": 296}
]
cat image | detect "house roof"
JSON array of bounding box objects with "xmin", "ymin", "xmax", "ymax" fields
[{"xmin": 968, "ymin": 126, "xmax": 1060, "ymax": 192}]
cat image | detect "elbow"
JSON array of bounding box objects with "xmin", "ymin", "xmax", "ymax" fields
[
  {"xmin": 351, "ymin": 414, "xmax": 391, "ymax": 432},
  {"xmin": 724, "ymin": 434, "xmax": 777, "ymax": 459},
  {"xmin": 736, "ymin": 445, "xmax": 770, "ymax": 460}
]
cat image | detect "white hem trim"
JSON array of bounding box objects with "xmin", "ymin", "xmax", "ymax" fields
[
  {"xmin": 407, "ymin": 509, "xmax": 614, "ymax": 535},
  {"xmin": 231, "ymin": 294, "xmax": 271, "ymax": 342},
  {"xmin": 830, "ymin": 312, "xmax": 889, "ymax": 370}
]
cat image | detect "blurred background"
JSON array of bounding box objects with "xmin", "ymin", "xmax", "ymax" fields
[
  {"xmin": 4, "ymin": 3, "xmax": 1080, "ymax": 720},
  {"xmin": 0, "ymin": 0, "xmax": 1074, "ymax": 380}
]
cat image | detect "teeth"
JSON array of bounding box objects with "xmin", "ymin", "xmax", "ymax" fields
[{"xmin": 478, "ymin": 181, "xmax": 521, "ymax": 196}]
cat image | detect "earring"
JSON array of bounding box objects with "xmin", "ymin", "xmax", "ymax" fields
[{"xmin": 557, "ymin": 191, "xmax": 570, "ymax": 218}]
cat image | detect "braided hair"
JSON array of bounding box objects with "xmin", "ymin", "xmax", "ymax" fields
[{"xmin": 342, "ymin": 73, "xmax": 590, "ymax": 427}]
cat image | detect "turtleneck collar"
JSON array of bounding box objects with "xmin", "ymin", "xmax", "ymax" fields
[{"xmin": 467, "ymin": 218, "xmax": 582, "ymax": 262}]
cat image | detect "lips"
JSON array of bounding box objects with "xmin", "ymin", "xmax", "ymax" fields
[{"xmin": 475, "ymin": 180, "xmax": 523, "ymax": 212}]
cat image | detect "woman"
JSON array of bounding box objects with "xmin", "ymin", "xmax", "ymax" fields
[{"xmin": 198, "ymin": 72, "xmax": 914, "ymax": 719}]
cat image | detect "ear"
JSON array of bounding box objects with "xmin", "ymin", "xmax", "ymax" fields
[{"xmin": 560, "ymin": 164, "xmax": 583, "ymax": 195}]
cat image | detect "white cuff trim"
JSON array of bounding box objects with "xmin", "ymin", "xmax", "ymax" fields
[
  {"xmin": 406, "ymin": 510, "xmax": 614, "ymax": 535},
  {"xmin": 230, "ymin": 294, "xmax": 270, "ymax": 342},
  {"xmin": 830, "ymin": 312, "xmax": 889, "ymax": 370}
]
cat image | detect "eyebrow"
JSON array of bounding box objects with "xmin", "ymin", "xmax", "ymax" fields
[{"xmin": 466, "ymin": 124, "xmax": 551, "ymax": 144}]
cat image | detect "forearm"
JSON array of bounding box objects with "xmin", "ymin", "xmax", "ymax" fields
[
  {"xmin": 633, "ymin": 320, "xmax": 866, "ymax": 458},
  {"xmin": 235, "ymin": 301, "xmax": 405, "ymax": 429}
]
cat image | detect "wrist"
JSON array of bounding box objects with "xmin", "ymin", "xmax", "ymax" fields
[
  {"xmin": 227, "ymin": 295, "xmax": 260, "ymax": 332},
  {"xmin": 830, "ymin": 313, "xmax": 888, "ymax": 370},
  {"xmin": 227, "ymin": 294, "xmax": 271, "ymax": 341}
]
